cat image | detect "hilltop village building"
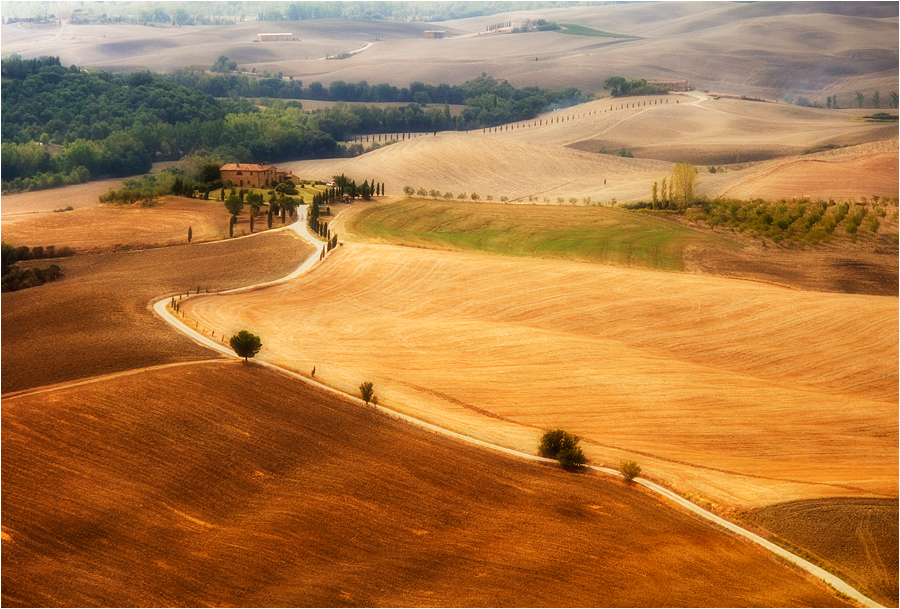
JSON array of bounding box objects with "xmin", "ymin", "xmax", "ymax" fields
[
  {"xmin": 220, "ymin": 163, "xmax": 295, "ymax": 188},
  {"xmin": 257, "ymin": 32, "xmax": 294, "ymax": 42}
]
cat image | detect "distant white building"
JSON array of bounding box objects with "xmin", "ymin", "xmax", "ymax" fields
[
  {"xmin": 423, "ymin": 31, "xmax": 446, "ymax": 39},
  {"xmin": 257, "ymin": 32, "xmax": 294, "ymax": 42}
]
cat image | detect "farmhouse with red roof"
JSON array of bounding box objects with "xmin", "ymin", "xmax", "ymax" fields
[{"xmin": 220, "ymin": 163, "xmax": 296, "ymax": 188}]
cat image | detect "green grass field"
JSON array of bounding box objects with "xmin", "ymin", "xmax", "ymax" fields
[
  {"xmin": 558, "ymin": 23, "xmax": 639, "ymax": 38},
  {"xmin": 348, "ymin": 199, "xmax": 741, "ymax": 271}
]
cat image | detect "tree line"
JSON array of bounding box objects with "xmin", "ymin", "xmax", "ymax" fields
[
  {"xmin": 603, "ymin": 77, "xmax": 669, "ymax": 97},
  {"xmin": 170, "ymin": 69, "xmax": 584, "ymax": 109},
  {"xmin": 2, "ymin": 57, "xmax": 587, "ymax": 194},
  {"xmin": 1, "ymin": 242, "xmax": 73, "ymax": 292}
]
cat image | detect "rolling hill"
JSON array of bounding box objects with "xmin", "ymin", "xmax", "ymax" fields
[
  {"xmin": 1, "ymin": 361, "xmax": 852, "ymax": 607},
  {"xmin": 179, "ymin": 243, "xmax": 898, "ymax": 509},
  {"xmin": 1, "ymin": 2, "xmax": 895, "ymax": 100}
]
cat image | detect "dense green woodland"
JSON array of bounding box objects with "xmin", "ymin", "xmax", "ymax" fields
[
  {"xmin": 174, "ymin": 66, "xmax": 582, "ymax": 107},
  {"xmin": 1, "ymin": 55, "xmax": 585, "ymax": 193}
]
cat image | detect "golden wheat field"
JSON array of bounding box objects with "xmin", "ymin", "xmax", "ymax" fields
[
  {"xmin": 180, "ymin": 242, "xmax": 897, "ymax": 508},
  {"xmin": 286, "ymin": 95, "xmax": 899, "ymax": 204}
]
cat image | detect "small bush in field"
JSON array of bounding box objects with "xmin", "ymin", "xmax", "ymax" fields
[{"xmin": 620, "ymin": 460, "xmax": 642, "ymax": 482}]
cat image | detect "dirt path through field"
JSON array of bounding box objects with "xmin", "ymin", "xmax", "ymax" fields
[{"xmin": 2, "ymin": 359, "xmax": 224, "ymax": 401}]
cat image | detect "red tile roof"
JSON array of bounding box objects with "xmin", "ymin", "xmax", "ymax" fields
[{"xmin": 220, "ymin": 163, "xmax": 274, "ymax": 172}]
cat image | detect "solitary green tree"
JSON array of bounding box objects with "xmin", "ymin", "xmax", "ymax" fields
[
  {"xmin": 671, "ymin": 162, "xmax": 697, "ymax": 208},
  {"xmin": 187, "ymin": 226, "xmax": 192, "ymax": 243},
  {"xmin": 856, "ymin": 91, "xmax": 865, "ymax": 108},
  {"xmin": 872, "ymin": 90, "xmax": 880, "ymax": 109},
  {"xmin": 359, "ymin": 381, "xmax": 375, "ymax": 405},
  {"xmin": 225, "ymin": 193, "xmax": 244, "ymax": 217},
  {"xmin": 230, "ymin": 330, "xmax": 262, "ymax": 362}
]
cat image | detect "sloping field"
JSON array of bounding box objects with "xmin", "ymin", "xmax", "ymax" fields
[
  {"xmin": 3, "ymin": 3, "xmax": 893, "ymax": 99},
  {"xmin": 180, "ymin": 244, "xmax": 898, "ymax": 508},
  {"xmin": 498, "ymin": 95, "xmax": 890, "ymax": 147},
  {"xmin": 0, "ymin": 197, "xmax": 248, "ymax": 253},
  {"xmin": 714, "ymin": 140, "xmax": 900, "ymax": 201},
  {"xmin": 347, "ymin": 197, "xmax": 739, "ymax": 272},
  {"xmin": 288, "ymin": 88, "xmax": 899, "ymax": 202},
  {"xmin": 1, "ymin": 361, "xmax": 850, "ymax": 607},
  {"xmin": 553, "ymin": 97, "xmax": 898, "ymax": 164},
  {"xmin": 346, "ymin": 198, "xmax": 899, "ymax": 295},
  {"xmin": 746, "ymin": 498, "xmax": 898, "ymax": 604},
  {"xmin": 0, "ymin": 178, "xmax": 125, "ymax": 223},
  {"xmin": 286, "ymin": 131, "xmax": 671, "ymax": 204},
  {"xmin": 0, "ymin": 19, "xmax": 437, "ymax": 75},
  {"xmin": 1, "ymin": 231, "xmax": 312, "ymax": 394}
]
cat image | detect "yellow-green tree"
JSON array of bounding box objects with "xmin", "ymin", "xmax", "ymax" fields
[{"xmin": 671, "ymin": 162, "xmax": 698, "ymax": 208}]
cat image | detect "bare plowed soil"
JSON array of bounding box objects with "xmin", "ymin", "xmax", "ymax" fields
[
  {"xmin": 1, "ymin": 362, "xmax": 849, "ymax": 607},
  {"xmin": 747, "ymin": 498, "xmax": 899, "ymax": 606},
  {"xmin": 180, "ymin": 244, "xmax": 898, "ymax": 508},
  {"xmin": 1, "ymin": 231, "xmax": 312, "ymax": 394}
]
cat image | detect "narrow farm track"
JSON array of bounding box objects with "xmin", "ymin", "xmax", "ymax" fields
[
  {"xmin": 157, "ymin": 209, "xmax": 887, "ymax": 608},
  {"xmin": 1, "ymin": 360, "xmax": 224, "ymax": 401}
]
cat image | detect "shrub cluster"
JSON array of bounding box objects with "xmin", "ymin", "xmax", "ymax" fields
[
  {"xmin": 100, "ymin": 161, "xmax": 225, "ymax": 205},
  {"xmin": 539, "ymin": 429, "xmax": 587, "ymax": 470},
  {"xmin": 625, "ymin": 196, "xmax": 898, "ymax": 245},
  {"xmin": 2, "ymin": 241, "xmax": 70, "ymax": 292},
  {"xmin": 619, "ymin": 461, "xmax": 642, "ymax": 482},
  {"xmin": 2, "ymin": 264, "xmax": 62, "ymax": 292}
]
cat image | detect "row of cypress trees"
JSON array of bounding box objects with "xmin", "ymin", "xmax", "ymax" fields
[{"xmin": 307, "ymin": 176, "xmax": 384, "ymax": 233}]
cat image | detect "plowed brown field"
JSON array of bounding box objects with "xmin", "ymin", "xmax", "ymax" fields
[
  {"xmin": 747, "ymin": 498, "xmax": 898, "ymax": 605},
  {"xmin": 180, "ymin": 243, "xmax": 898, "ymax": 508},
  {"xmin": 1, "ymin": 361, "xmax": 850, "ymax": 607},
  {"xmin": 1, "ymin": 230, "xmax": 312, "ymax": 394}
]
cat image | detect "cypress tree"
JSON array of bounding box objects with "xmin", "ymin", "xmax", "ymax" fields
[
  {"xmin": 229, "ymin": 215, "xmax": 235, "ymax": 238},
  {"xmin": 267, "ymin": 209, "xmax": 273, "ymax": 228},
  {"xmin": 188, "ymin": 226, "xmax": 192, "ymax": 243}
]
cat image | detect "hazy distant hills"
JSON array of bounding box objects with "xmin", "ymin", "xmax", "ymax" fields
[{"xmin": 1, "ymin": 1, "xmax": 896, "ymax": 102}]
